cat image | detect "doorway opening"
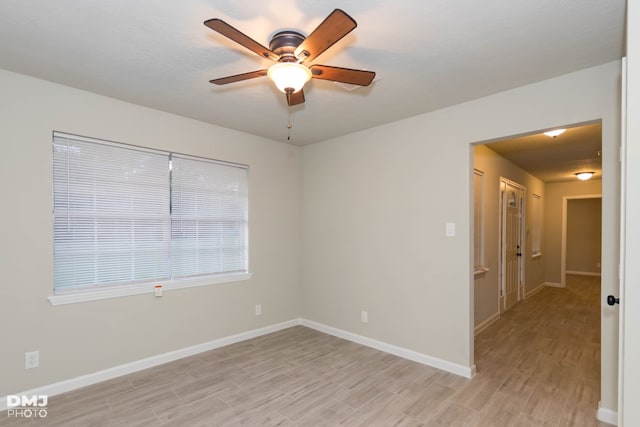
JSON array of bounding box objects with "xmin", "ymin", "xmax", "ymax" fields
[
  {"xmin": 471, "ymin": 121, "xmax": 604, "ymax": 419},
  {"xmin": 561, "ymin": 195, "xmax": 602, "ymax": 287}
]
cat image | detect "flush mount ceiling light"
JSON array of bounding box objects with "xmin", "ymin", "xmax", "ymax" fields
[
  {"xmin": 267, "ymin": 62, "xmax": 312, "ymax": 94},
  {"xmin": 575, "ymin": 172, "xmax": 595, "ymax": 181},
  {"xmin": 544, "ymin": 129, "xmax": 566, "ymax": 138}
]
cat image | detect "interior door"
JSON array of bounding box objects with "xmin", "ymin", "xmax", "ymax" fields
[{"xmin": 502, "ymin": 181, "xmax": 523, "ymax": 312}]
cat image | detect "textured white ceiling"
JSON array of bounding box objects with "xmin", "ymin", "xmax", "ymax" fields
[
  {"xmin": 485, "ymin": 123, "xmax": 602, "ymax": 183},
  {"xmin": 0, "ymin": 0, "xmax": 625, "ymax": 145}
]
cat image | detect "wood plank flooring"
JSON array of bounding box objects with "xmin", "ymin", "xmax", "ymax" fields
[{"xmin": 1, "ymin": 275, "xmax": 608, "ymax": 426}]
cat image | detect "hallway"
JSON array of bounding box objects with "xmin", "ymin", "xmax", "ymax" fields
[{"xmin": 474, "ymin": 274, "xmax": 607, "ymax": 425}]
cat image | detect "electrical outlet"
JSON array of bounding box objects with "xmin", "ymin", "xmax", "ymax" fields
[
  {"xmin": 361, "ymin": 310, "xmax": 368, "ymax": 323},
  {"xmin": 255, "ymin": 304, "xmax": 262, "ymax": 316},
  {"xmin": 25, "ymin": 351, "xmax": 39, "ymax": 369}
]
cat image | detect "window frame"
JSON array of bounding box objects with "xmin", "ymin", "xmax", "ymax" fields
[{"xmin": 49, "ymin": 132, "xmax": 251, "ymax": 306}]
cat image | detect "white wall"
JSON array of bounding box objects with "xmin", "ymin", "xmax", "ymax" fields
[
  {"xmin": 473, "ymin": 145, "xmax": 545, "ymax": 326},
  {"xmin": 0, "ymin": 59, "xmax": 622, "ymax": 414},
  {"xmin": 300, "ymin": 61, "xmax": 620, "ymax": 411},
  {"xmin": 0, "ymin": 69, "xmax": 301, "ymax": 397}
]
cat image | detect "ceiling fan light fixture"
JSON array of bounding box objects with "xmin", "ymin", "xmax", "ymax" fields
[
  {"xmin": 267, "ymin": 63, "xmax": 311, "ymax": 93},
  {"xmin": 543, "ymin": 129, "xmax": 566, "ymax": 138},
  {"xmin": 575, "ymin": 172, "xmax": 595, "ymax": 181}
]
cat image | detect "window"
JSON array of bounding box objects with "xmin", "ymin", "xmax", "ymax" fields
[
  {"xmin": 170, "ymin": 155, "xmax": 248, "ymax": 279},
  {"xmin": 531, "ymin": 193, "xmax": 542, "ymax": 257},
  {"xmin": 51, "ymin": 133, "xmax": 249, "ymax": 305},
  {"xmin": 473, "ymin": 169, "xmax": 487, "ymax": 274}
]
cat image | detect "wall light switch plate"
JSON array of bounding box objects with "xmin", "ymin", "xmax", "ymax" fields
[{"xmin": 446, "ymin": 222, "xmax": 456, "ymax": 237}]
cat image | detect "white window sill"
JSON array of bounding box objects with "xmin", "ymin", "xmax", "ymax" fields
[
  {"xmin": 531, "ymin": 252, "xmax": 542, "ymax": 259},
  {"xmin": 474, "ymin": 267, "xmax": 490, "ymax": 276},
  {"xmin": 48, "ymin": 272, "xmax": 253, "ymax": 306}
]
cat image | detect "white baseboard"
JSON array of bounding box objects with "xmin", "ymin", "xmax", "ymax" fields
[
  {"xmin": 597, "ymin": 401, "xmax": 618, "ymax": 425},
  {"xmin": 545, "ymin": 281, "xmax": 565, "ymax": 288},
  {"xmin": 301, "ymin": 319, "xmax": 476, "ymax": 379},
  {"xmin": 526, "ymin": 282, "xmax": 546, "ymax": 298},
  {"xmin": 566, "ymin": 270, "xmax": 602, "ymax": 277},
  {"xmin": 1, "ymin": 317, "xmax": 477, "ymax": 412},
  {"xmin": 0, "ymin": 319, "xmax": 300, "ymax": 412},
  {"xmin": 474, "ymin": 312, "xmax": 499, "ymax": 336}
]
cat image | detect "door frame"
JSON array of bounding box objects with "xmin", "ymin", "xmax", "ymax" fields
[
  {"xmin": 620, "ymin": 15, "xmax": 640, "ymax": 420},
  {"xmin": 560, "ymin": 194, "xmax": 602, "ymax": 287},
  {"xmin": 499, "ymin": 177, "xmax": 525, "ymax": 312}
]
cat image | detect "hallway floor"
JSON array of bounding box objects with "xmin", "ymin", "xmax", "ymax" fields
[{"xmin": 474, "ymin": 274, "xmax": 607, "ymax": 426}]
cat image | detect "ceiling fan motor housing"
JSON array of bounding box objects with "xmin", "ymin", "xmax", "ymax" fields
[{"xmin": 269, "ymin": 31, "xmax": 306, "ymax": 62}]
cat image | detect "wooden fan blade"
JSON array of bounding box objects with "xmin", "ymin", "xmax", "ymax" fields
[
  {"xmin": 209, "ymin": 69, "xmax": 268, "ymax": 85},
  {"xmin": 294, "ymin": 9, "xmax": 357, "ymax": 63},
  {"xmin": 286, "ymin": 89, "xmax": 305, "ymax": 106},
  {"xmin": 310, "ymin": 65, "xmax": 375, "ymax": 86},
  {"xmin": 204, "ymin": 18, "xmax": 279, "ymax": 61}
]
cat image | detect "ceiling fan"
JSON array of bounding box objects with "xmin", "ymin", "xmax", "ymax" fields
[{"xmin": 204, "ymin": 9, "xmax": 376, "ymax": 106}]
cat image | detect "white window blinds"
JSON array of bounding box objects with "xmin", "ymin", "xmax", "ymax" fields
[
  {"xmin": 52, "ymin": 133, "xmax": 249, "ymax": 293},
  {"xmin": 53, "ymin": 134, "xmax": 171, "ymax": 290},
  {"xmin": 170, "ymin": 155, "xmax": 249, "ymax": 279}
]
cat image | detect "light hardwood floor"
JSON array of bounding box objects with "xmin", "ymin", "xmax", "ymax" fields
[{"xmin": 1, "ymin": 275, "xmax": 608, "ymax": 426}]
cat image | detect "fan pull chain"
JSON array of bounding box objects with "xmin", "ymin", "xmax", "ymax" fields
[{"xmin": 287, "ymin": 104, "xmax": 292, "ymax": 141}]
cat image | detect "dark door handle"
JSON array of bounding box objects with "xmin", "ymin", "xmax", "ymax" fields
[{"xmin": 607, "ymin": 295, "xmax": 620, "ymax": 306}]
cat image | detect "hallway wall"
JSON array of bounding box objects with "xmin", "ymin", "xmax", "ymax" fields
[
  {"xmin": 544, "ymin": 179, "xmax": 602, "ymax": 284},
  {"xmin": 566, "ymin": 198, "xmax": 602, "ymax": 274},
  {"xmin": 473, "ymin": 144, "xmax": 545, "ymax": 327}
]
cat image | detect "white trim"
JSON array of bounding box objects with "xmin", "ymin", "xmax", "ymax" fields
[
  {"xmin": 0, "ymin": 318, "xmax": 477, "ymax": 412},
  {"xmin": 545, "ymin": 281, "xmax": 565, "ymax": 288},
  {"xmin": 565, "ymin": 270, "xmax": 602, "ymax": 277},
  {"xmin": 526, "ymin": 282, "xmax": 546, "ymax": 298},
  {"xmin": 301, "ymin": 319, "xmax": 476, "ymax": 379},
  {"xmin": 597, "ymin": 401, "xmax": 618, "ymax": 425},
  {"xmin": 48, "ymin": 272, "xmax": 253, "ymax": 305},
  {"xmin": 474, "ymin": 312, "xmax": 500, "ymax": 336},
  {"xmin": 0, "ymin": 318, "xmax": 297, "ymax": 411},
  {"xmin": 530, "ymin": 192, "xmax": 543, "ymax": 256},
  {"xmin": 618, "ymin": 57, "xmax": 627, "ymax": 424},
  {"xmin": 473, "ymin": 169, "xmax": 486, "ymax": 271}
]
